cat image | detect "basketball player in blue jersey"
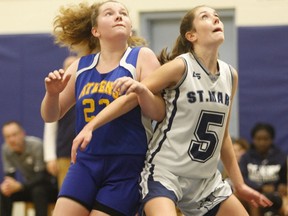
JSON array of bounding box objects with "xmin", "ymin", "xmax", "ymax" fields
[
  {"xmin": 41, "ymin": 1, "xmax": 160, "ymax": 216},
  {"xmin": 112, "ymin": 5, "xmax": 273, "ymax": 216}
]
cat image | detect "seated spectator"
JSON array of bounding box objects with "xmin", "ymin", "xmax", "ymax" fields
[
  {"xmin": 0, "ymin": 121, "xmax": 58, "ymax": 216},
  {"xmin": 239, "ymin": 122, "xmax": 287, "ymax": 216},
  {"xmin": 233, "ymin": 138, "xmax": 250, "ymax": 162}
]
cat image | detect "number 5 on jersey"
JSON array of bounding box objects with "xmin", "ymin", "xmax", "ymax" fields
[{"xmin": 189, "ymin": 110, "xmax": 225, "ymax": 163}]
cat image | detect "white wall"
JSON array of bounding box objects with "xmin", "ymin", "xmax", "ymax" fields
[{"xmin": 0, "ymin": 0, "xmax": 287, "ymax": 34}]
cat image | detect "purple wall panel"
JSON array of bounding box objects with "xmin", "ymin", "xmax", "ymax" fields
[
  {"xmin": 0, "ymin": 34, "xmax": 70, "ymax": 180},
  {"xmin": 238, "ymin": 26, "xmax": 288, "ymax": 153}
]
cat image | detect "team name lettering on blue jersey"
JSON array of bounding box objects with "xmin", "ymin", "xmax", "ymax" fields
[
  {"xmin": 78, "ymin": 81, "xmax": 119, "ymax": 99},
  {"xmin": 187, "ymin": 90, "xmax": 230, "ymax": 106}
]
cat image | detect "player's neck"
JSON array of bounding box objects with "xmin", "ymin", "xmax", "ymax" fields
[
  {"xmin": 97, "ymin": 46, "xmax": 128, "ymax": 73},
  {"xmin": 193, "ymin": 47, "xmax": 219, "ymax": 75}
]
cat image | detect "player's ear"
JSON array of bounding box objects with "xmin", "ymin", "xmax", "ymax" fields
[
  {"xmin": 185, "ymin": 31, "xmax": 197, "ymax": 43},
  {"xmin": 91, "ymin": 27, "xmax": 100, "ymax": 37}
]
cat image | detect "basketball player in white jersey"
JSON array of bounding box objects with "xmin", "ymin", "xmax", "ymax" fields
[{"xmin": 113, "ymin": 5, "xmax": 273, "ymax": 216}]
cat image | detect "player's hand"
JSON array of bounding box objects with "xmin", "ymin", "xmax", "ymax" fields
[
  {"xmin": 71, "ymin": 124, "xmax": 93, "ymax": 164},
  {"xmin": 44, "ymin": 69, "xmax": 71, "ymax": 96},
  {"xmin": 234, "ymin": 183, "xmax": 273, "ymax": 208},
  {"xmin": 113, "ymin": 76, "xmax": 145, "ymax": 95}
]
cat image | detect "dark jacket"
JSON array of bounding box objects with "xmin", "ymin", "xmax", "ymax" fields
[{"xmin": 239, "ymin": 145, "xmax": 287, "ymax": 192}]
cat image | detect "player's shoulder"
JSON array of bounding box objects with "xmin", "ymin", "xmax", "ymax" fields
[
  {"xmin": 226, "ymin": 63, "xmax": 238, "ymax": 76},
  {"xmin": 217, "ymin": 60, "xmax": 238, "ymax": 84},
  {"xmin": 167, "ymin": 57, "xmax": 187, "ymax": 75},
  {"xmin": 137, "ymin": 47, "xmax": 157, "ymax": 59},
  {"xmin": 138, "ymin": 46, "xmax": 154, "ymax": 53},
  {"xmin": 137, "ymin": 46, "xmax": 160, "ymax": 71},
  {"xmin": 218, "ymin": 60, "xmax": 238, "ymax": 76},
  {"xmin": 227, "ymin": 64, "xmax": 238, "ymax": 85}
]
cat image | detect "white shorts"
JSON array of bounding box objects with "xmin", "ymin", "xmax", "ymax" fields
[{"xmin": 140, "ymin": 164, "xmax": 232, "ymax": 216}]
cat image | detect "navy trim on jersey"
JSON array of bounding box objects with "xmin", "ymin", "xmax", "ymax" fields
[
  {"xmin": 192, "ymin": 52, "xmax": 210, "ymax": 77},
  {"xmin": 168, "ymin": 57, "xmax": 188, "ymax": 90},
  {"xmin": 152, "ymin": 90, "xmax": 167, "ymax": 132},
  {"xmin": 148, "ymin": 88, "xmax": 181, "ymax": 164},
  {"xmin": 140, "ymin": 180, "xmax": 178, "ymax": 216},
  {"xmin": 94, "ymin": 201, "xmax": 126, "ymax": 216},
  {"xmin": 203, "ymin": 202, "xmax": 221, "ymax": 216},
  {"xmin": 176, "ymin": 57, "xmax": 189, "ymax": 88},
  {"xmin": 58, "ymin": 195, "xmax": 91, "ymax": 211},
  {"xmin": 228, "ymin": 64, "xmax": 234, "ymax": 91},
  {"xmin": 192, "ymin": 52, "xmax": 222, "ymax": 82}
]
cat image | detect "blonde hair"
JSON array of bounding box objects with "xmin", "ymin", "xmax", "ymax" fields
[{"xmin": 53, "ymin": 0, "xmax": 147, "ymax": 56}]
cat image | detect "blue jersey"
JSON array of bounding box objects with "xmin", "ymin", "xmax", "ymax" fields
[{"xmin": 75, "ymin": 47, "xmax": 152, "ymax": 156}]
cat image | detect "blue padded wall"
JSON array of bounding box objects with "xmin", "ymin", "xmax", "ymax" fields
[
  {"xmin": 238, "ymin": 26, "xmax": 288, "ymax": 153},
  {"xmin": 0, "ymin": 34, "xmax": 70, "ymax": 180}
]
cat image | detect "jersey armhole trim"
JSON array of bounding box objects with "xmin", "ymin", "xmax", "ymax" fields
[
  {"xmin": 228, "ymin": 64, "xmax": 234, "ymax": 91},
  {"xmin": 76, "ymin": 54, "xmax": 99, "ymax": 78},
  {"xmin": 167, "ymin": 57, "xmax": 188, "ymax": 90}
]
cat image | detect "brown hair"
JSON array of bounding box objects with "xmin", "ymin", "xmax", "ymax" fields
[
  {"xmin": 2, "ymin": 120, "xmax": 23, "ymax": 131},
  {"xmin": 251, "ymin": 122, "xmax": 275, "ymax": 140},
  {"xmin": 232, "ymin": 138, "xmax": 250, "ymax": 151},
  {"xmin": 158, "ymin": 5, "xmax": 204, "ymax": 65},
  {"xmin": 53, "ymin": 0, "xmax": 147, "ymax": 56}
]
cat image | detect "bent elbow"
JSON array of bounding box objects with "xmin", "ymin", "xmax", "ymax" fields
[
  {"xmin": 145, "ymin": 109, "xmax": 165, "ymax": 122},
  {"xmin": 154, "ymin": 110, "xmax": 166, "ymax": 122}
]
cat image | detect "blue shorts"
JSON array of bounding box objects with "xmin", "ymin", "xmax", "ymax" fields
[
  {"xmin": 59, "ymin": 151, "xmax": 145, "ymax": 216},
  {"xmin": 140, "ymin": 180, "xmax": 223, "ymax": 216}
]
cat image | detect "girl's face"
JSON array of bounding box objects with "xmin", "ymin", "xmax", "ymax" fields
[
  {"xmin": 94, "ymin": 2, "xmax": 132, "ymax": 40},
  {"xmin": 190, "ymin": 6, "xmax": 224, "ymax": 47},
  {"xmin": 253, "ymin": 129, "xmax": 273, "ymax": 154}
]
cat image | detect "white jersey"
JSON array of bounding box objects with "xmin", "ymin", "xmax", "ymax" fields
[{"xmin": 147, "ymin": 52, "xmax": 233, "ymax": 179}]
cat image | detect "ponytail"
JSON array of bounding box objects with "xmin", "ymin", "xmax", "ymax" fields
[{"xmin": 158, "ymin": 35, "xmax": 192, "ymax": 65}]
